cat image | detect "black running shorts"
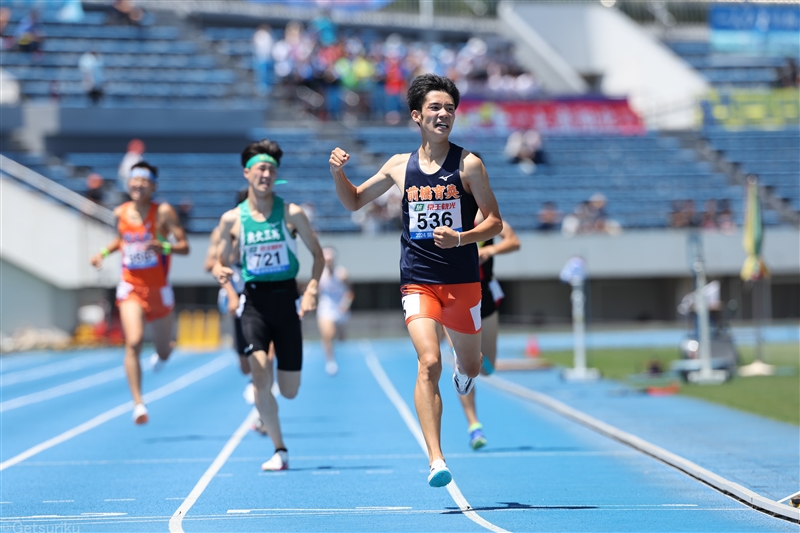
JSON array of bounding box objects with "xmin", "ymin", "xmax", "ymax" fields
[
  {"xmin": 480, "ymin": 279, "xmax": 497, "ymax": 319},
  {"xmin": 233, "ymin": 316, "xmax": 248, "ymax": 357},
  {"xmin": 240, "ymin": 279, "xmax": 303, "ymax": 372}
]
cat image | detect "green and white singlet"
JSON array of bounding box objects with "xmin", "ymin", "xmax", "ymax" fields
[{"xmin": 238, "ymin": 196, "xmax": 300, "ymax": 283}]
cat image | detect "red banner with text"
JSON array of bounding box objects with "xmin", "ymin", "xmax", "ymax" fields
[{"xmin": 456, "ymin": 99, "xmax": 645, "ymax": 135}]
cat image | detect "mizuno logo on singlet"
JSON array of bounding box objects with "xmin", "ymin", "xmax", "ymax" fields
[{"xmin": 439, "ymin": 173, "xmax": 453, "ymax": 181}]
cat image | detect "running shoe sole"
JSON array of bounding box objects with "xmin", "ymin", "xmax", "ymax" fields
[{"xmin": 428, "ymin": 468, "xmax": 452, "ymax": 487}]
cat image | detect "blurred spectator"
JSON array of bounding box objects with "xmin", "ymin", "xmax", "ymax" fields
[
  {"xmin": 117, "ymin": 138, "xmax": 145, "ymax": 191},
  {"xmin": 504, "ymin": 129, "xmax": 543, "ymax": 174},
  {"xmin": 85, "ymin": 173, "xmax": 105, "ymax": 205},
  {"xmin": 79, "ymin": 50, "xmax": 104, "ymax": 106},
  {"xmin": 700, "ymin": 198, "xmax": 718, "ymax": 230},
  {"xmin": 588, "ymin": 193, "xmax": 622, "ymax": 235},
  {"xmin": 561, "ymin": 201, "xmax": 590, "ymax": 237},
  {"xmin": 177, "ymin": 199, "xmax": 193, "ymax": 230},
  {"xmin": 536, "ymin": 201, "xmax": 561, "ymax": 231},
  {"xmin": 252, "ymin": 25, "xmax": 274, "ymax": 96},
  {"xmin": 310, "ymin": 9, "xmax": 337, "ymax": 47},
  {"xmin": 717, "ymin": 198, "xmax": 736, "ymax": 234},
  {"xmin": 562, "ymin": 195, "xmax": 621, "ymax": 237},
  {"xmin": 108, "ymin": 0, "xmax": 143, "ymax": 26},
  {"xmin": 259, "ymin": 25, "xmax": 534, "ymax": 124},
  {"xmin": 0, "ymin": 7, "xmax": 11, "ymax": 49},
  {"xmin": 14, "ymin": 9, "xmax": 45, "ymax": 54},
  {"xmin": 670, "ymin": 199, "xmax": 702, "ymax": 228},
  {"xmin": 587, "ymin": 193, "xmax": 608, "ymax": 229}
]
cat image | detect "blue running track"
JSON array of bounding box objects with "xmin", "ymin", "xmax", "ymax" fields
[{"xmin": 0, "ymin": 339, "xmax": 796, "ymax": 532}]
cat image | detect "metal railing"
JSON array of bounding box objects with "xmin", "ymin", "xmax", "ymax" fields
[{"xmin": 0, "ymin": 154, "xmax": 116, "ymax": 227}]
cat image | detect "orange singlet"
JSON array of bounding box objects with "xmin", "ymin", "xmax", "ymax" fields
[{"xmin": 116, "ymin": 202, "xmax": 174, "ymax": 321}]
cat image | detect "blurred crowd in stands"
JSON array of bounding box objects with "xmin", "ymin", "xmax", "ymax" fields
[
  {"xmin": 249, "ymin": 13, "xmax": 539, "ymax": 124},
  {"xmin": 669, "ymin": 198, "xmax": 736, "ymax": 233}
]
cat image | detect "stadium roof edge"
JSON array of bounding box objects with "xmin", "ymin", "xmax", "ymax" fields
[{"xmin": 81, "ymin": 0, "xmax": 501, "ymax": 34}]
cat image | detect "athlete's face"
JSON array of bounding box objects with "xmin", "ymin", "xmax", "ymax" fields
[
  {"xmin": 127, "ymin": 176, "xmax": 154, "ymax": 201},
  {"xmin": 244, "ymin": 161, "xmax": 278, "ymax": 196},
  {"xmin": 412, "ymin": 91, "xmax": 456, "ymax": 137}
]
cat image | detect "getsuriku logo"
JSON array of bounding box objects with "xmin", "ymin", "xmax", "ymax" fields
[{"xmin": 414, "ymin": 204, "xmax": 425, "ymax": 212}]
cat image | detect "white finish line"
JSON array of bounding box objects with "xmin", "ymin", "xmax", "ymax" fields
[
  {"xmin": 362, "ymin": 342, "xmax": 511, "ymax": 533},
  {"xmin": 0, "ymin": 355, "xmax": 232, "ymax": 471}
]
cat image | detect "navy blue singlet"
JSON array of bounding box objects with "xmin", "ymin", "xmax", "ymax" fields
[{"xmin": 399, "ymin": 143, "xmax": 479, "ymax": 285}]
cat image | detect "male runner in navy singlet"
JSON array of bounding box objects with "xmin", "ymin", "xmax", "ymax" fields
[{"xmin": 329, "ymin": 74, "xmax": 503, "ymax": 487}]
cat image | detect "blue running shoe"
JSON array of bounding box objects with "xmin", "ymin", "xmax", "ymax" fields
[
  {"xmin": 427, "ymin": 459, "xmax": 452, "ymax": 487},
  {"xmin": 481, "ymin": 355, "xmax": 495, "ymax": 375},
  {"xmin": 469, "ymin": 423, "xmax": 487, "ymax": 450}
]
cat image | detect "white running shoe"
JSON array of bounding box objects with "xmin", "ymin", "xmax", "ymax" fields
[
  {"xmin": 325, "ymin": 360, "xmax": 338, "ymax": 376},
  {"xmin": 427, "ymin": 459, "xmax": 452, "ymax": 487},
  {"xmin": 243, "ymin": 382, "xmax": 255, "ymax": 405},
  {"xmin": 132, "ymin": 403, "xmax": 149, "ymax": 425},
  {"xmin": 150, "ymin": 353, "xmax": 167, "ymax": 372},
  {"xmin": 452, "ymin": 350, "xmax": 474, "ymax": 396},
  {"xmin": 261, "ymin": 450, "xmax": 288, "ymax": 471}
]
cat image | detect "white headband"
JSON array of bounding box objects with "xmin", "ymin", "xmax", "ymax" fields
[{"xmin": 130, "ymin": 167, "xmax": 155, "ymax": 180}]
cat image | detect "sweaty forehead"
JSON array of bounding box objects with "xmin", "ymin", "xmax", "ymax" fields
[{"xmin": 423, "ymin": 91, "xmax": 454, "ymax": 107}]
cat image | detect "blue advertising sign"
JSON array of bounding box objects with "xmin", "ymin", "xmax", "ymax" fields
[{"xmin": 710, "ymin": 5, "xmax": 800, "ymax": 57}]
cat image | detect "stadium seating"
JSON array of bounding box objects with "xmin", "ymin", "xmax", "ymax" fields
[
  {"xmin": 702, "ymin": 127, "xmax": 800, "ymax": 212},
  {"xmin": 0, "ymin": 7, "xmax": 261, "ymax": 108},
  {"xmin": 665, "ymin": 40, "xmax": 785, "ymax": 87},
  {"xmin": 11, "ymin": 126, "xmax": 770, "ymax": 233}
]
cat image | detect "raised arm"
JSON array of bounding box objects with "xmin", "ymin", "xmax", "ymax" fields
[
  {"xmin": 329, "ymin": 147, "xmax": 401, "ymax": 212},
  {"xmin": 287, "ymin": 203, "xmax": 325, "ymax": 318},
  {"xmin": 433, "ymin": 152, "xmax": 503, "ymax": 249}
]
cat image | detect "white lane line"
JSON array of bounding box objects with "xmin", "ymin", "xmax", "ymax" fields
[
  {"xmin": 1, "ymin": 356, "xmax": 115, "ymax": 387},
  {"xmin": 168, "ymin": 408, "xmax": 257, "ymax": 533},
  {"xmin": 0, "ymin": 367, "xmax": 124, "ymax": 412},
  {"xmin": 481, "ymin": 373, "xmax": 800, "ymax": 523},
  {"xmin": 362, "ymin": 342, "xmax": 510, "ymax": 533},
  {"xmin": 0, "ymin": 355, "xmax": 231, "ymax": 471},
  {"xmin": 778, "ymin": 491, "xmax": 800, "ymax": 504}
]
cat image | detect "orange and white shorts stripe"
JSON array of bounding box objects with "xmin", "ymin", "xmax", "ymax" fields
[{"xmin": 400, "ymin": 282, "xmax": 482, "ymax": 335}]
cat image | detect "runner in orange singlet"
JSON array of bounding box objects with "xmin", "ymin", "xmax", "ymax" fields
[{"xmin": 91, "ymin": 161, "xmax": 189, "ymax": 424}]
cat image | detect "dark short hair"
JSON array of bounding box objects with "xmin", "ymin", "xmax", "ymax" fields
[
  {"xmin": 130, "ymin": 160, "xmax": 158, "ymax": 178},
  {"xmin": 241, "ymin": 139, "xmax": 283, "ymax": 167},
  {"xmin": 407, "ymin": 74, "xmax": 460, "ymax": 114}
]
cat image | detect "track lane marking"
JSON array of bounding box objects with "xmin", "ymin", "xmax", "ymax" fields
[
  {"xmin": 0, "ymin": 367, "xmax": 124, "ymax": 412},
  {"xmin": 481, "ymin": 373, "xmax": 800, "ymax": 523},
  {"xmin": 362, "ymin": 341, "xmax": 510, "ymax": 533},
  {"xmin": 0, "ymin": 355, "xmax": 231, "ymax": 471},
  {"xmin": 1, "ymin": 355, "xmax": 116, "ymax": 387},
  {"xmin": 168, "ymin": 408, "xmax": 257, "ymax": 533}
]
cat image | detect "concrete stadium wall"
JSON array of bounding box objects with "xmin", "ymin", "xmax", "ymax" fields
[
  {"xmin": 1, "ymin": 258, "xmax": 79, "ymax": 334},
  {"xmin": 2, "ymin": 177, "xmax": 798, "ymax": 333}
]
